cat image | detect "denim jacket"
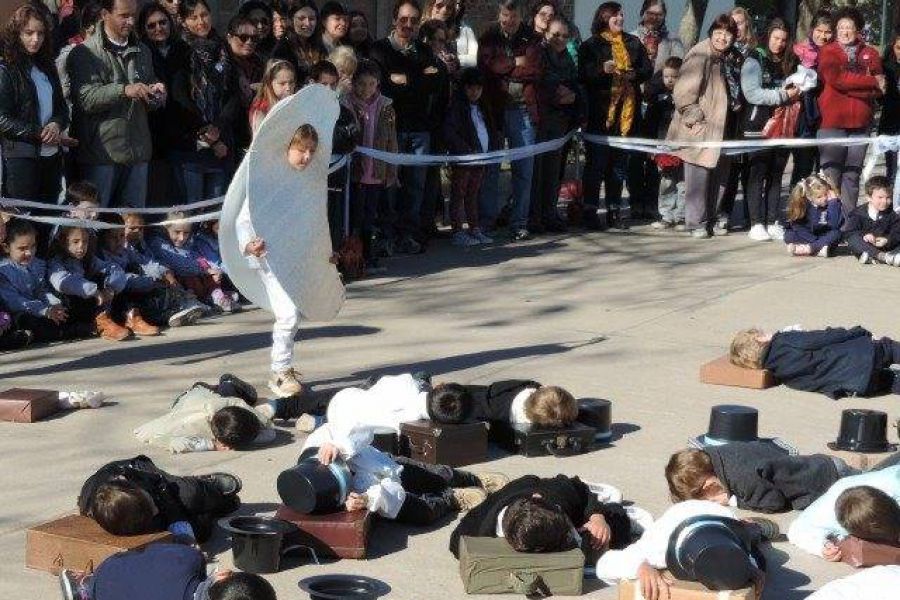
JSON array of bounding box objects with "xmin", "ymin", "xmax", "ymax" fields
[
  {"xmin": 48, "ymin": 255, "xmax": 128, "ymax": 298},
  {"xmin": 147, "ymin": 234, "xmax": 204, "ymax": 276},
  {"xmin": 0, "ymin": 258, "xmax": 61, "ymax": 316}
]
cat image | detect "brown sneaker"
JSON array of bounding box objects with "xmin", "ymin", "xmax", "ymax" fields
[
  {"xmin": 269, "ymin": 367, "xmax": 303, "ymax": 397},
  {"xmin": 95, "ymin": 311, "xmax": 132, "ymax": 341},
  {"xmin": 452, "ymin": 487, "xmax": 487, "ymax": 512},
  {"xmin": 473, "ymin": 472, "xmax": 510, "ymax": 494},
  {"xmin": 125, "ymin": 309, "xmax": 160, "ymax": 336}
]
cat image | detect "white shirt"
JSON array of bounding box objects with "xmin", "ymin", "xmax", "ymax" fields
[
  {"xmin": 30, "ymin": 66, "xmax": 57, "ymax": 157},
  {"xmin": 595, "ymin": 500, "xmax": 736, "ymax": 582},
  {"xmin": 509, "ymin": 387, "xmax": 536, "ymax": 424},
  {"xmin": 868, "ymin": 205, "xmax": 880, "ymax": 221},
  {"xmin": 235, "ymin": 198, "xmax": 266, "ymax": 271},
  {"xmin": 326, "ymin": 374, "xmax": 428, "ymax": 435},
  {"xmin": 807, "ymin": 566, "xmax": 900, "ymax": 600},
  {"xmin": 470, "ymin": 103, "xmax": 489, "ymax": 153}
]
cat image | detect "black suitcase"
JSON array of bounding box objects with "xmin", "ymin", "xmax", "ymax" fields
[{"xmin": 491, "ymin": 421, "xmax": 598, "ymax": 457}]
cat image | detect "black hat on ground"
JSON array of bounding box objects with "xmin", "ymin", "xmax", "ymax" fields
[
  {"xmin": 577, "ymin": 398, "xmax": 612, "ymax": 442},
  {"xmin": 690, "ymin": 405, "xmax": 796, "ymax": 455},
  {"xmin": 828, "ymin": 409, "xmax": 897, "ymax": 453},
  {"xmin": 277, "ymin": 447, "xmax": 353, "ymax": 514},
  {"xmin": 666, "ymin": 515, "xmax": 757, "ymax": 590}
]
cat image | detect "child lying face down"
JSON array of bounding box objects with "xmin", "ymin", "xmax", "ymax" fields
[
  {"xmin": 730, "ymin": 325, "xmax": 900, "ymax": 399},
  {"xmin": 465, "ymin": 380, "xmax": 579, "ymax": 428},
  {"xmin": 666, "ymin": 444, "xmax": 854, "ymax": 513}
]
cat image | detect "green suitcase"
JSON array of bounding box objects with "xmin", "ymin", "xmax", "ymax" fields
[{"xmin": 458, "ymin": 536, "xmax": 585, "ymax": 596}]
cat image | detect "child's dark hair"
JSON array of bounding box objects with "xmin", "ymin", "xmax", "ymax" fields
[
  {"xmin": 65, "ymin": 181, "xmax": 100, "ymax": 206},
  {"xmin": 49, "ymin": 226, "xmax": 97, "ymax": 265},
  {"xmin": 209, "ymin": 572, "xmax": 277, "ymax": 600},
  {"xmin": 502, "ymin": 497, "xmax": 577, "ymax": 553},
  {"xmin": 426, "ymin": 383, "xmax": 473, "ymax": 424},
  {"xmin": 418, "ymin": 18, "xmax": 446, "ymax": 45},
  {"xmin": 210, "ymin": 406, "xmax": 263, "ymax": 449},
  {"xmin": 836, "ymin": 485, "xmax": 900, "ymax": 546},
  {"xmin": 89, "ymin": 481, "xmax": 156, "ymax": 536},
  {"xmin": 864, "ymin": 175, "xmax": 893, "ymax": 197},
  {"xmin": 353, "ymin": 59, "xmax": 382, "ymax": 84},
  {"xmin": 3, "ymin": 218, "xmax": 37, "ymax": 244},
  {"xmin": 290, "ymin": 123, "xmax": 319, "ymax": 149},
  {"xmin": 459, "ymin": 66, "xmax": 484, "ymax": 89},
  {"xmin": 310, "ymin": 59, "xmax": 339, "ymax": 82},
  {"xmin": 663, "ymin": 56, "xmax": 683, "ymax": 71}
]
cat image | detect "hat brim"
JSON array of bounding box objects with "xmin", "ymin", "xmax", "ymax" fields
[
  {"xmin": 827, "ymin": 441, "xmax": 898, "ymax": 454},
  {"xmin": 689, "ymin": 436, "xmax": 798, "ymax": 455}
]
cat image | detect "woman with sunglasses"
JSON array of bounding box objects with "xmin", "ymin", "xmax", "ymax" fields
[
  {"xmin": 168, "ymin": 0, "xmax": 235, "ymax": 203},
  {"xmin": 225, "ymin": 14, "xmax": 265, "ymax": 158},
  {"xmin": 238, "ymin": 0, "xmax": 276, "ymax": 59},
  {"xmin": 271, "ymin": 0, "xmax": 326, "ymax": 83}
]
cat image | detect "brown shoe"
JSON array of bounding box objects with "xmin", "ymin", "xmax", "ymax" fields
[
  {"xmin": 125, "ymin": 309, "xmax": 160, "ymax": 336},
  {"xmin": 95, "ymin": 311, "xmax": 132, "ymax": 341},
  {"xmin": 451, "ymin": 487, "xmax": 487, "ymax": 512}
]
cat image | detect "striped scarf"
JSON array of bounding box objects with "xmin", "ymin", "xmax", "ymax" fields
[{"xmin": 600, "ymin": 31, "xmax": 636, "ymax": 135}]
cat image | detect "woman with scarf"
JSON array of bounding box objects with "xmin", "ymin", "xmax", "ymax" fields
[
  {"xmin": 740, "ymin": 18, "xmax": 802, "ymax": 242},
  {"xmin": 272, "ymin": 0, "xmax": 326, "ymax": 83},
  {"xmin": 665, "ymin": 14, "xmax": 738, "ymax": 239},
  {"xmin": 225, "ymin": 14, "xmax": 264, "ymax": 159},
  {"xmin": 632, "ymin": 0, "xmax": 683, "ymax": 73},
  {"xmin": 169, "ymin": 0, "xmax": 236, "ymax": 203},
  {"xmin": 791, "ymin": 10, "xmax": 833, "ymax": 186},
  {"xmin": 578, "ymin": 2, "xmax": 652, "ymax": 230},
  {"xmin": 816, "ymin": 6, "xmax": 884, "ymax": 217}
]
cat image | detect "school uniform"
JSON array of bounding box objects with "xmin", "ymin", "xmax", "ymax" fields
[
  {"xmin": 763, "ymin": 327, "xmax": 900, "ymax": 399},
  {"xmin": 87, "ymin": 543, "xmax": 215, "ymax": 600},
  {"xmin": 449, "ymin": 474, "xmax": 631, "ymax": 558},
  {"xmin": 703, "ymin": 441, "xmax": 844, "ymax": 513},
  {"xmin": 842, "ymin": 204, "xmax": 900, "ymax": 257},
  {"xmin": 100, "ymin": 246, "xmax": 192, "ymax": 325},
  {"xmin": 787, "ymin": 465, "xmax": 900, "ymax": 557},
  {"xmin": 466, "ymin": 379, "xmax": 541, "ymax": 426},
  {"xmin": 48, "ymin": 254, "xmax": 129, "ymax": 323},
  {"xmin": 146, "ymin": 233, "xmax": 217, "ymax": 299},
  {"xmin": 783, "ymin": 199, "xmax": 843, "ymax": 254},
  {"xmin": 0, "ymin": 257, "xmax": 86, "ymax": 342},
  {"xmin": 193, "ymin": 230, "xmax": 224, "ymax": 272}
]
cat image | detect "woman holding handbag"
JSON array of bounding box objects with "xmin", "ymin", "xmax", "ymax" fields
[{"xmin": 740, "ymin": 18, "xmax": 801, "ymax": 242}]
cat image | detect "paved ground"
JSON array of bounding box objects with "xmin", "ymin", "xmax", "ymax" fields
[{"xmin": 2, "ymin": 223, "xmax": 895, "ymax": 599}]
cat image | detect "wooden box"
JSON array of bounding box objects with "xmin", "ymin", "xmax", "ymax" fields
[
  {"xmin": 0, "ymin": 388, "xmax": 59, "ymax": 423},
  {"xmin": 491, "ymin": 421, "xmax": 597, "ymax": 457},
  {"xmin": 26, "ymin": 514, "xmax": 173, "ymax": 575},
  {"xmin": 618, "ymin": 573, "xmax": 755, "ymax": 600},
  {"xmin": 399, "ymin": 419, "xmax": 488, "ymax": 467},
  {"xmin": 825, "ymin": 447, "xmax": 897, "ymax": 471},
  {"xmin": 699, "ymin": 357, "xmax": 775, "ymax": 390},
  {"xmin": 274, "ymin": 505, "xmax": 371, "ymax": 559}
]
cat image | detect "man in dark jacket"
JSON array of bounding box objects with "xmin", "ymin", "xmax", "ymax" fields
[
  {"xmin": 666, "ymin": 443, "xmax": 851, "ymax": 513},
  {"xmin": 730, "ymin": 326, "xmax": 900, "ymax": 399},
  {"xmin": 448, "ymin": 474, "xmax": 630, "ymax": 558}
]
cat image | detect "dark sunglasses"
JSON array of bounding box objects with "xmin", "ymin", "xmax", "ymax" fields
[
  {"xmin": 232, "ymin": 33, "xmax": 258, "ymax": 43},
  {"xmin": 146, "ymin": 20, "xmax": 169, "ymax": 30}
]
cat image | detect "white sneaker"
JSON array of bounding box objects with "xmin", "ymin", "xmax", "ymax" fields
[
  {"xmin": 295, "ymin": 413, "xmax": 324, "ymax": 433},
  {"xmin": 885, "ymin": 252, "xmax": 900, "ymax": 267},
  {"xmin": 269, "ymin": 368, "xmax": 303, "ymax": 397},
  {"xmin": 168, "ymin": 304, "xmax": 205, "ymax": 327},
  {"xmin": 60, "ymin": 390, "xmax": 105, "ymax": 409},
  {"xmin": 211, "ymin": 288, "xmax": 235, "ymax": 313},
  {"xmin": 470, "ymin": 228, "xmax": 493, "ymax": 244},
  {"xmin": 817, "ymin": 246, "xmax": 830, "ymax": 258},
  {"xmin": 748, "ymin": 223, "xmax": 771, "ymax": 241},
  {"xmin": 690, "ymin": 228, "xmax": 710, "ymax": 239},
  {"xmin": 766, "ymin": 222, "xmax": 785, "ymax": 240},
  {"xmin": 451, "ymin": 231, "xmax": 479, "ymax": 247},
  {"xmin": 650, "ymin": 220, "xmax": 673, "ymax": 230},
  {"xmin": 859, "ymin": 252, "xmax": 872, "ymax": 264}
]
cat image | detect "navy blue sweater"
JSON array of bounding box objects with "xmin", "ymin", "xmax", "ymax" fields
[{"xmin": 784, "ymin": 199, "xmax": 842, "ymax": 252}]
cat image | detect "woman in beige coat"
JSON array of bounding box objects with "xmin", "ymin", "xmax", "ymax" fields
[{"xmin": 666, "ymin": 14, "xmax": 738, "ymax": 238}]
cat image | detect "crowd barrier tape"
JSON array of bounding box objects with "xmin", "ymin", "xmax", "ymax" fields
[{"xmin": 2, "ymin": 132, "xmax": 898, "ymax": 228}]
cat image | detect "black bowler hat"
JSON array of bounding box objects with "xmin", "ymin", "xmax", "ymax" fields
[
  {"xmin": 277, "ymin": 447, "xmax": 353, "ymax": 514},
  {"xmin": 690, "ymin": 405, "xmax": 796, "ymax": 455},
  {"xmin": 828, "ymin": 409, "xmax": 898, "ymax": 453},
  {"xmin": 666, "ymin": 515, "xmax": 756, "ymax": 590}
]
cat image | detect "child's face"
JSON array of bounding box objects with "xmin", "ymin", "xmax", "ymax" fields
[
  {"xmin": 868, "ymin": 187, "xmax": 892, "ymax": 212},
  {"xmin": 123, "ymin": 217, "xmax": 144, "ymax": 243},
  {"xmin": 210, "ymin": 221, "xmax": 219, "ymax": 236},
  {"xmin": 272, "ymin": 69, "xmax": 297, "ymax": 100},
  {"xmin": 71, "ymin": 200, "xmax": 99, "ymax": 221},
  {"xmin": 4, "ymin": 233, "xmax": 36, "ymax": 265},
  {"xmin": 464, "ymin": 83, "xmax": 483, "ymax": 104},
  {"xmin": 701, "ymin": 476, "xmax": 730, "ymax": 505},
  {"xmin": 167, "ymin": 223, "xmax": 192, "ymax": 248},
  {"xmin": 662, "ymin": 67, "xmax": 679, "ymax": 90},
  {"xmin": 810, "ymin": 190, "xmax": 829, "ymax": 207},
  {"xmin": 65, "ymin": 229, "xmax": 90, "ymax": 260},
  {"xmin": 103, "ymin": 229, "xmax": 127, "ymax": 254},
  {"xmin": 316, "ymin": 73, "xmax": 338, "ymax": 91},
  {"xmin": 287, "ymin": 139, "xmax": 316, "ymax": 170},
  {"xmin": 353, "ymin": 74, "xmax": 378, "ymax": 101}
]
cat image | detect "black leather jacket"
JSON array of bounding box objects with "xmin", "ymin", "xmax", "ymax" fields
[{"xmin": 0, "ymin": 59, "xmax": 68, "ymax": 158}]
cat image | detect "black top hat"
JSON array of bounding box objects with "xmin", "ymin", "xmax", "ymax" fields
[
  {"xmin": 277, "ymin": 448, "xmax": 353, "ymax": 514},
  {"xmin": 828, "ymin": 409, "xmax": 898, "ymax": 453},
  {"xmin": 299, "ymin": 575, "xmax": 387, "ymax": 600},
  {"xmin": 666, "ymin": 515, "xmax": 756, "ymax": 590},
  {"xmin": 577, "ymin": 399, "xmax": 612, "ymax": 441},
  {"xmin": 703, "ymin": 405, "xmax": 758, "ymax": 445}
]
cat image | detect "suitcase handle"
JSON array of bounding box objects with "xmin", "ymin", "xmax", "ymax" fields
[
  {"xmin": 408, "ymin": 439, "xmax": 433, "ymax": 455},
  {"xmin": 53, "ymin": 553, "xmax": 94, "ymax": 574},
  {"xmin": 509, "ymin": 572, "xmax": 551, "ymax": 597},
  {"xmin": 542, "ymin": 436, "xmax": 583, "ymax": 457}
]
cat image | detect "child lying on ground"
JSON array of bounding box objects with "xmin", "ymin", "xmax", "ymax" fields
[
  {"xmin": 448, "ymin": 474, "xmax": 631, "ymax": 558},
  {"xmin": 666, "ymin": 443, "xmax": 855, "ymax": 513},
  {"xmin": 730, "ymin": 325, "xmax": 900, "ymax": 399},
  {"xmin": 60, "ymin": 543, "xmax": 277, "ymax": 600},
  {"xmin": 78, "ymin": 455, "xmax": 241, "ymax": 543},
  {"xmin": 788, "ymin": 464, "xmax": 900, "ymax": 560},
  {"xmin": 305, "ymin": 422, "xmax": 508, "ymax": 525},
  {"xmin": 465, "ymin": 379, "xmax": 579, "ymax": 428}
]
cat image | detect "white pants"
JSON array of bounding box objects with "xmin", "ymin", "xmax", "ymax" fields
[{"xmin": 259, "ymin": 269, "xmax": 299, "ymax": 372}]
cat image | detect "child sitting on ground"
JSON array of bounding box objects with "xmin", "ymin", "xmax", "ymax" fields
[
  {"xmin": 647, "ymin": 57, "xmax": 686, "ymax": 231},
  {"xmin": 788, "ymin": 465, "xmax": 900, "ymax": 559},
  {"xmin": 307, "ymin": 421, "xmax": 508, "ymax": 525},
  {"xmin": 60, "ymin": 544, "xmax": 277, "ymax": 600},
  {"xmin": 666, "ymin": 443, "xmax": 854, "ymax": 513},
  {"xmin": 78, "ymin": 455, "xmax": 241, "ymax": 543},
  {"xmin": 844, "ymin": 175, "xmax": 900, "ymax": 265},
  {"xmin": 466, "ymin": 380, "xmax": 579, "ymax": 428},
  {"xmin": 193, "ymin": 220, "xmax": 225, "ymax": 274},
  {"xmin": 730, "ymin": 325, "xmax": 900, "ymax": 399},
  {"xmin": 149, "ymin": 211, "xmax": 238, "ymax": 313},
  {"xmin": 449, "ymin": 474, "xmax": 631, "ymax": 557},
  {"xmin": 48, "ymin": 226, "xmax": 147, "ymax": 341},
  {"xmin": 784, "ymin": 173, "xmax": 843, "ymax": 257}
]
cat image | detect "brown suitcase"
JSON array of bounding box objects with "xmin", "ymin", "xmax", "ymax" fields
[
  {"xmin": 839, "ymin": 536, "xmax": 900, "ymax": 567},
  {"xmin": 699, "ymin": 356, "xmax": 776, "ymax": 390},
  {"xmin": 399, "ymin": 419, "xmax": 488, "ymax": 467},
  {"xmin": 0, "ymin": 388, "xmax": 59, "ymax": 423},
  {"xmin": 274, "ymin": 505, "xmax": 371, "ymax": 559},
  {"xmin": 26, "ymin": 514, "xmax": 173, "ymax": 575},
  {"xmin": 617, "ymin": 572, "xmax": 755, "ymax": 600}
]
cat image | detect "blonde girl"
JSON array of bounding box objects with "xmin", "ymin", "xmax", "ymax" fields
[{"xmin": 783, "ymin": 173, "xmax": 842, "ymax": 257}]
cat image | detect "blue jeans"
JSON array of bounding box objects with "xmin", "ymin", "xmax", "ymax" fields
[
  {"xmin": 397, "ymin": 131, "xmax": 430, "ymax": 238},
  {"xmin": 478, "ymin": 106, "xmax": 535, "ymax": 231},
  {"xmin": 82, "ymin": 162, "xmax": 148, "ymax": 208},
  {"xmin": 170, "ymin": 151, "xmax": 230, "ymax": 204}
]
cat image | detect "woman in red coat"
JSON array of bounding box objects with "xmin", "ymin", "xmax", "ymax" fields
[{"xmin": 816, "ymin": 7, "xmax": 885, "ymax": 217}]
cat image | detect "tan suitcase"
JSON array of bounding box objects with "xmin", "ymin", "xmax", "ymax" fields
[
  {"xmin": 0, "ymin": 388, "xmax": 59, "ymax": 423},
  {"xmin": 618, "ymin": 572, "xmax": 755, "ymax": 600},
  {"xmin": 699, "ymin": 357, "xmax": 775, "ymax": 389}
]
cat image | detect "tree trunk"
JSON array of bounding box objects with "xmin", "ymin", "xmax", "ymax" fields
[{"xmin": 679, "ymin": 0, "xmax": 708, "ymax": 48}]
